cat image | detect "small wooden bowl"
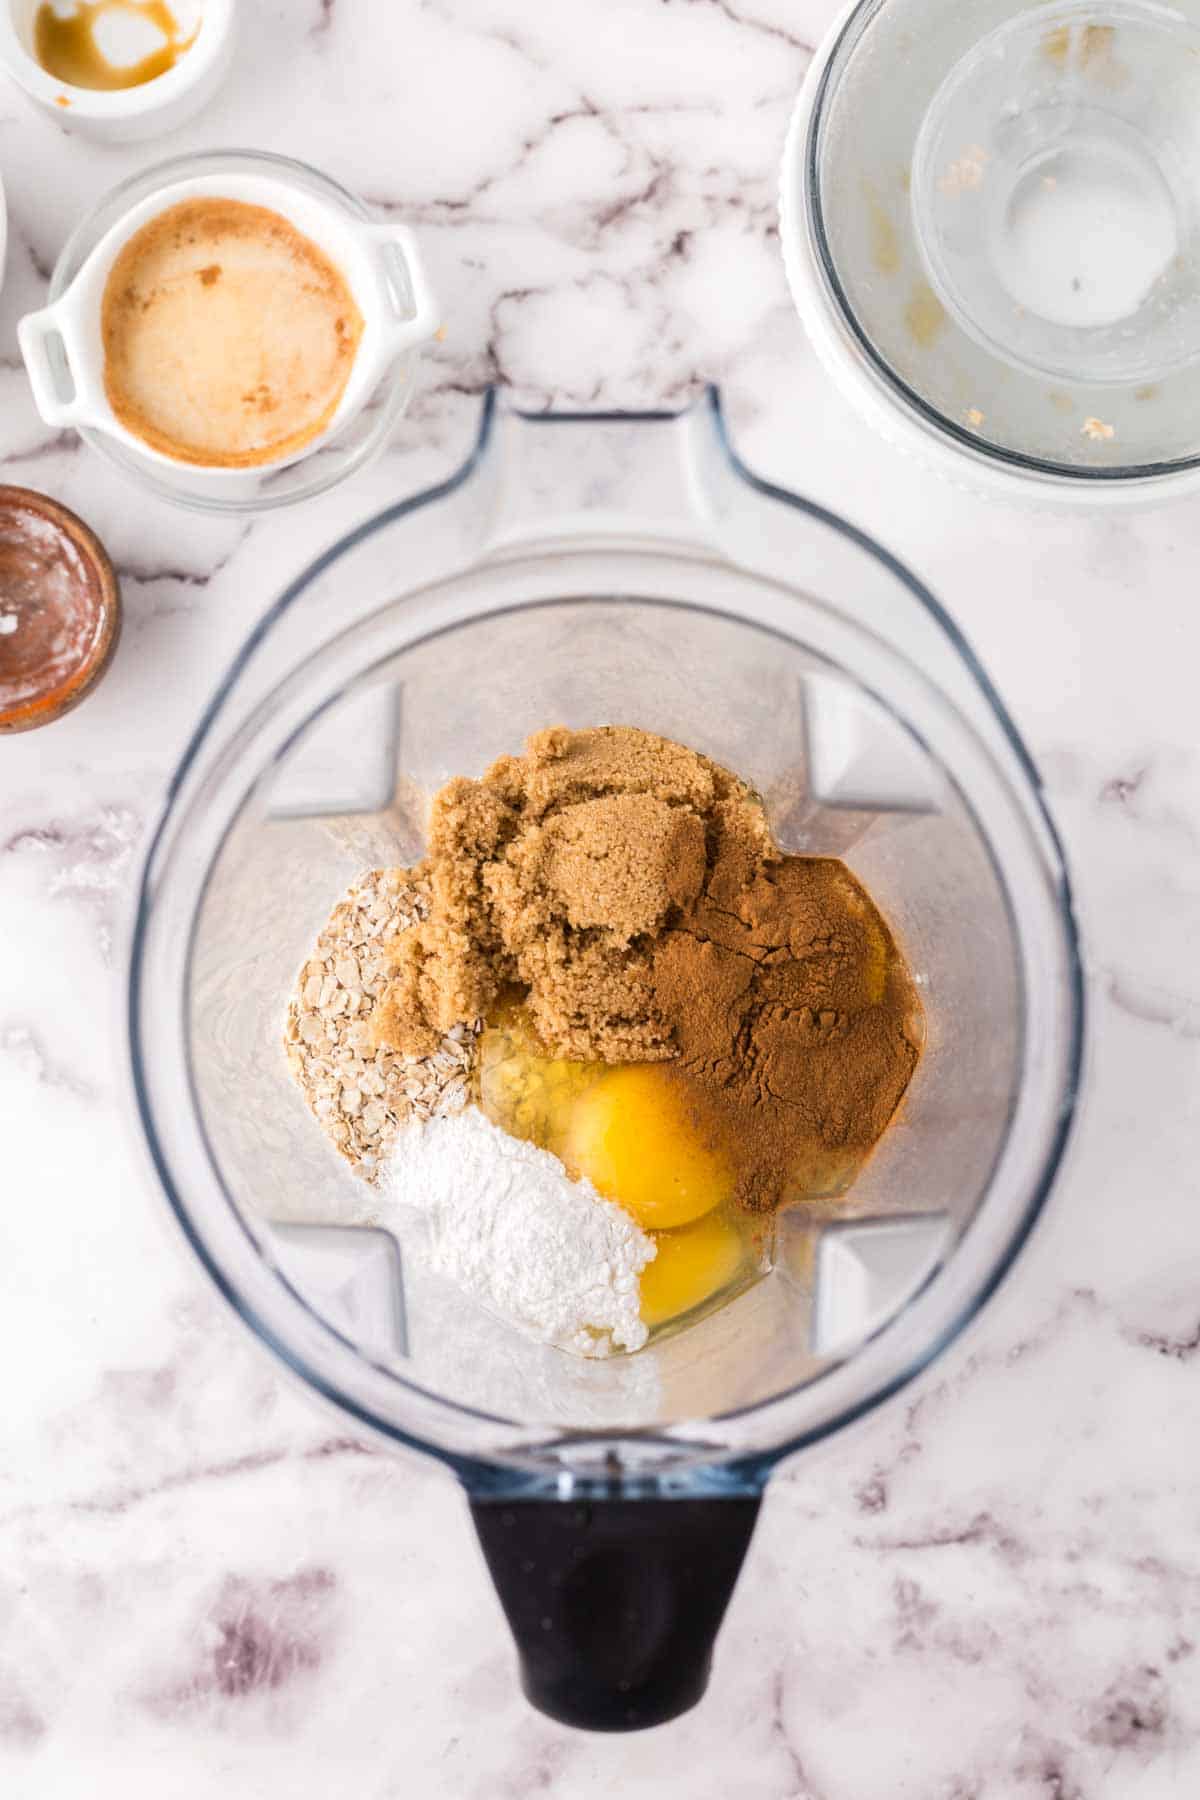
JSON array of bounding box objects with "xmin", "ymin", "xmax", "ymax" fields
[{"xmin": 0, "ymin": 486, "xmax": 121, "ymax": 733}]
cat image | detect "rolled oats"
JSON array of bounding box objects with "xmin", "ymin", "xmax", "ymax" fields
[{"xmin": 284, "ymin": 867, "xmax": 477, "ymax": 1178}]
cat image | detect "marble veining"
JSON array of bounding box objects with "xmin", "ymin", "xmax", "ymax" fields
[{"xmin": 1, "ymin": 0, "xmax": 1199, "ymax": 1794}]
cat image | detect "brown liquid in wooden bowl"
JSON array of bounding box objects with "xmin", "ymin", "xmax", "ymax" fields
[{"xmin": 0, "ymin": 489, "xmax": 121, "ymax": 733}]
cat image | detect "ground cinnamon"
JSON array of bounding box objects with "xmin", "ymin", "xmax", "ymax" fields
[{"xmin": 653, "ymin": 847, "xmax": 922, "ymax": 1212}]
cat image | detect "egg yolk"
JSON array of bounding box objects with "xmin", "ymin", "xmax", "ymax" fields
[
  {"xmin": 477, "ymin": 1004, "xmax": 760, "ymax": 1339},
  {"xmin": 563, "ymin": 1064, "xmax": 732, "ymax": 1232},
  {"xmin": 639, "ymin": 1211, "xmax": 747, "ymax": 1327}
]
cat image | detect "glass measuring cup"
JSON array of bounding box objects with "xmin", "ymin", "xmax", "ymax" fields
[{"xmin": 126, "ymin": 391, "xmax": 1083, "ymax": 1730}]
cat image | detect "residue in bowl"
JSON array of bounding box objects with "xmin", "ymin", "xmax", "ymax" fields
[
  {"xmin": 905, "ymin": 281, "xmax": 947, "ymax": 348},
  {"xmin": 34, "ymin": 0, "xmax": 198, "ymax": 92}
]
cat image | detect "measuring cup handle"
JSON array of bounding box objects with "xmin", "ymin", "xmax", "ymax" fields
[
  {"xmin": 364, "ymin": 221, "xmax": 440, "ymax": 360},
  {"xmin": 18, "ymin": 305, "xmax": 88, "ymax": 429},
  {"xmin": 470, "ymin": 1490, "xmax": 761, "ymax": 1731}
]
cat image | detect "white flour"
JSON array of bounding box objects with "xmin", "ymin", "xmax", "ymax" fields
[{"xmin": 379, "ymin": 1107, "xmax": 655, "ymax": 1357}]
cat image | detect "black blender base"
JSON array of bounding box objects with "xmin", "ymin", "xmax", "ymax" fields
[{"xmin": 470, "ymin": 1493, "xmax": 762, "ymax": 1732}]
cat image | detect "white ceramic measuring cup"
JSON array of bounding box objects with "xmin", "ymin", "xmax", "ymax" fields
[
  {"xmin": 18, "ymin": 170, "xmax": 440, "ymax": 496},
  {"xmin": 0, "ymin": 0, "xmax": 234, "ymax": 143}
]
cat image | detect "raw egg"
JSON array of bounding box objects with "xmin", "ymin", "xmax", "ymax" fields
[
  {"xmin": 639, "ymin": 1211, "xmax": 747, "ymax": 1327},
  {"xmin": 476, "ymin": 1002, "xmax": 760, "ymax": 1340},
  {"xmin": 563, "ymin": 1064, "xmax": 732, "ymax": 1231}
]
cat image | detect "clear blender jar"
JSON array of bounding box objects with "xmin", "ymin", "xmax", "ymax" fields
[{"xmin": 127, "ymin": 391, "xmax": 1083, "ymax": 1731}]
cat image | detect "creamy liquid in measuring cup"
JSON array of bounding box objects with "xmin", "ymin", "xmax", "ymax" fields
[{"xmin": 101, "ymin": 198, "xmax": 365, "ymax": 469}]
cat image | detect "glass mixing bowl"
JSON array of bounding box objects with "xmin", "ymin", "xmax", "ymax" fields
[
  {"xmin": 127, "ymin": 391, "xmax": 1084, "ymax": 1729},
  {"xmin": 781, "ymin": 0, "xmax": 1200, "ymax": 502}
]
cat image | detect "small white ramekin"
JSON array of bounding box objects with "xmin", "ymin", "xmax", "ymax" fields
[
  {"xmin": 18, "ymin": 168, "xmax": 440, "ymax": 498},
  {"xmin": 0, "ymin": 0, "xmax": 234, "ymax": 143}
]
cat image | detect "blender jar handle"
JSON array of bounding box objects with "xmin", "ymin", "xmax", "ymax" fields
[{"xmin": 469, "ymin": 1487, "xmax": 762, "ymax": 1731}]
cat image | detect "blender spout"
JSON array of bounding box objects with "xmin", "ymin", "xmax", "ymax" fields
[
  {"xmin": 474, "ymin": 385, "xmax": 735, "ymax": 557},
  {"xmin": 469, "ymin": 1479, "xmax": 762, "ymax": 1732}
]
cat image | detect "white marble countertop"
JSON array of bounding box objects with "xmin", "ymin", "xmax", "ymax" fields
[{"xmin": 3, "ymin": 2, "xmax": 1199, "ymax": 1794}]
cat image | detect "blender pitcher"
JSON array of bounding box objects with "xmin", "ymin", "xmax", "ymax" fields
[{"xmin": 127, "ymin": 390, "xmax": 1083, "ymax": 1731}]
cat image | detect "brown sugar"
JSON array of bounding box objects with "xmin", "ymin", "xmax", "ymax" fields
[
  {"xmin": 534, "ymin": 793, "xmax": 706, "ymax": 938},
  {"xmin": 373, "ymin": 726, "xmax": 734, "ymax": 1062},
  {"xmin": 372, "ymin": 725, "xmax": 923, "ymax": 1212}
]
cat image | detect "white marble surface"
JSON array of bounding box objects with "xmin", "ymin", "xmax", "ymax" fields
[{"xmin": 2, "ymin": 2, "xmax": 1200, "ymax": 1793}]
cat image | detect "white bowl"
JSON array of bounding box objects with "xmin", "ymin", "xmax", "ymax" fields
[
  {"xmin": 18, "ymin": 169, "xmax": 440, "ymax": 499},
  {"xmin": 0, "ymin": 0, "xmax": 234, "ymax": 143}
]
